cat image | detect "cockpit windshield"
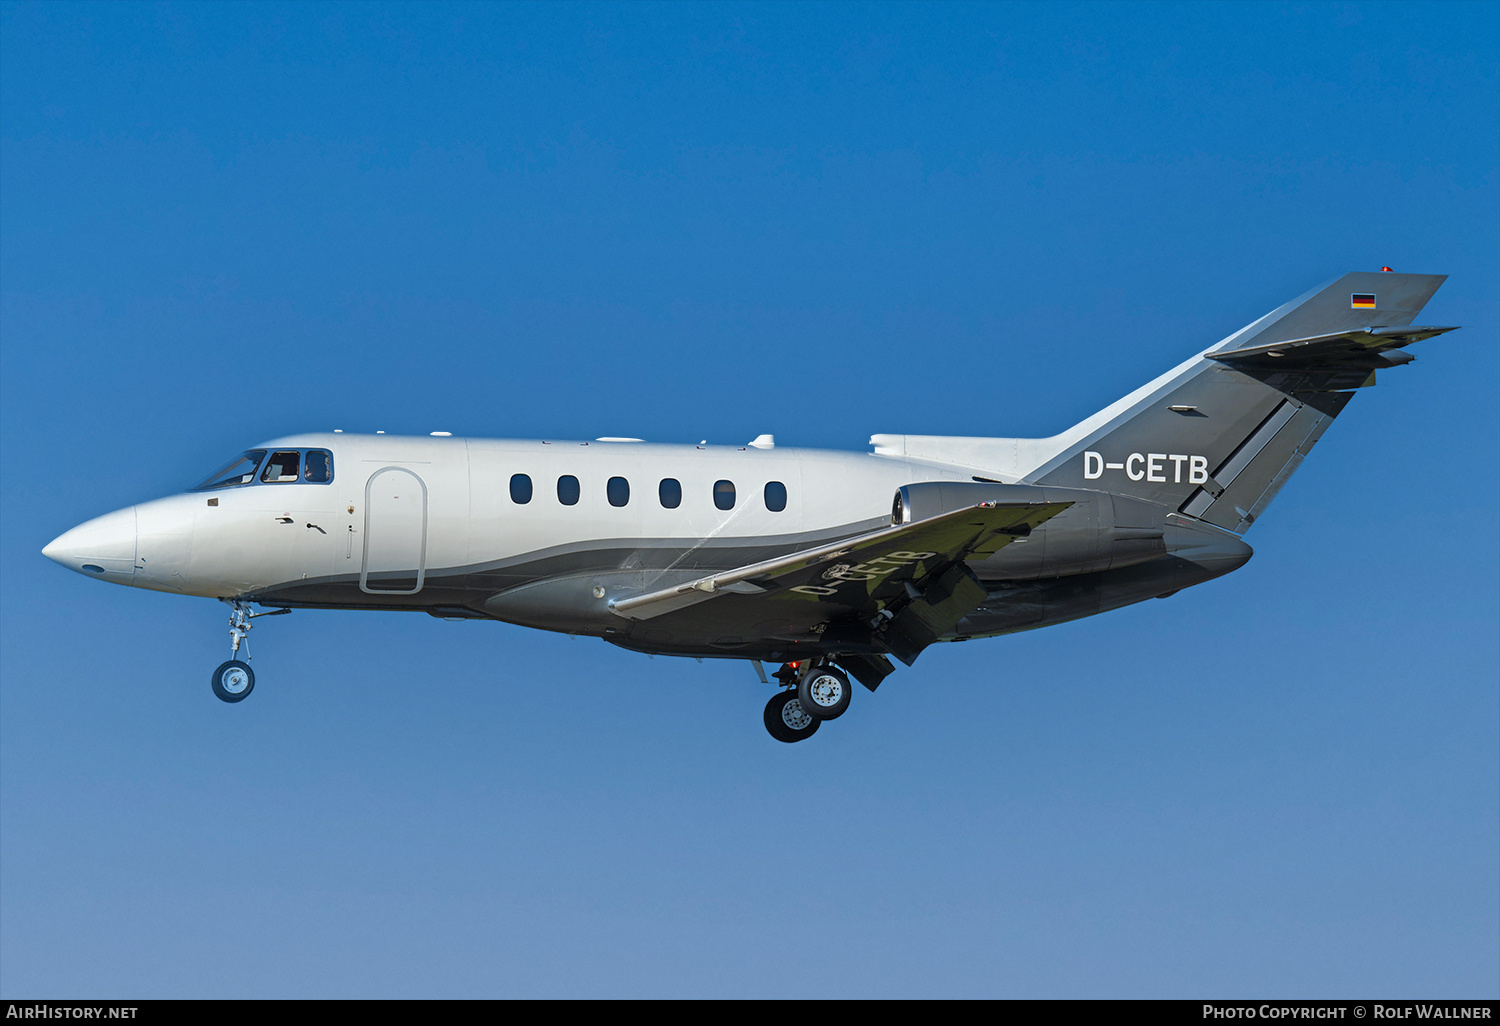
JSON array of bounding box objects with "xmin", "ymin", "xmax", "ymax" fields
[
  {"xmin": 260, "ymin": 451, "xmax": 302, "ymax": 483},
  {"xmin": 192, "ymin": 450, "xmax": 267, "ymax": 491},
  {"xmin": 191, "ymin": 448, "xmax": 335, "ymax": 491}
]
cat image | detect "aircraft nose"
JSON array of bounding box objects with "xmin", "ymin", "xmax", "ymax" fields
[{"xmin": 42, "ymin": 506, "xmax": 138, "ymax": 583}]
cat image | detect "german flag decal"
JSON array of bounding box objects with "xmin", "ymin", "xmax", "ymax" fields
[{"xmin": 1352, "ymin": 293, "xmax": 1377, "ymax": 308}]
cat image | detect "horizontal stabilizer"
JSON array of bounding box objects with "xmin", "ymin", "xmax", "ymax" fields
[{"xmin": 1209, "ymin": 325, "xmax": 1458, "ymax": 368}]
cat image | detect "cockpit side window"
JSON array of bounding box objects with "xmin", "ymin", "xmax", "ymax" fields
[
  {"xmin": 303, "ymin": 450, "xmax": 333, "ymax": 483},
  {"xmin": 192, "ymin": 450, "xmax": 267, "ymax": 491},
  {"xmin": 261, "ymin": 451, "xmax": 302, "ymax": 483}
]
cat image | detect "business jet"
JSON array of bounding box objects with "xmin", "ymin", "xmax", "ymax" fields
[{"xmin": 43, "ymin": 271, "xmax": 1454, "ymax": 741}]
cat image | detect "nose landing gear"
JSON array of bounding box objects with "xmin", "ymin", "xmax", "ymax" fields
[{"xmin": 211, "ymin": 600, "xmax": 288, "ymax": 703}]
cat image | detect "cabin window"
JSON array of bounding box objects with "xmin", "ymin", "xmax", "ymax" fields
[
  {"xmin": 714, "ymin": 480, "xmax": 736, "ymax": 511},
  {"xmin": 764, "ymin": 481, "xmax": 787, "ymax": 512},
  {"xmin": 557, "ymin": 475, "xmax": 580, "ymax": 506},
  {"xmin": 658, "ymin": 478, "xmax": 682, "ymax": 509},
  {"xmin": 192, "ymin": 450, "xmax": 267, "ymax": 491},
  {"xmin": 260, "ymin": 451, "xmax": 302, "ymax": 483},
  {"xmin": 303, "ymin": 450, "xmax": 333, "ymax": 483},
  {"xmin": 510, "ymin": 473, "xmax": 533, "ymax": 504},
  {"xmin": 607, "ymin": 476, "xmax": 630, "ymax": 507}
]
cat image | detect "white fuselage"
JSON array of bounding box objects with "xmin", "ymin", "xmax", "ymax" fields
[
  {"xmin": 46, "ymin": 432, "xmax": 975, "ymax": 604},
  {"xmin": 43, "ymin": 430, "xmax": 1254, "ymax": 665}
]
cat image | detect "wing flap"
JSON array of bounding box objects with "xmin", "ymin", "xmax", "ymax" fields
[
  {"xmin": 881, "ymin": 563, "xmax": 990, "ymax": 666},
  {"xmin": 609, "ymin": 500, "xmax": 1070, "ymax": 621}
]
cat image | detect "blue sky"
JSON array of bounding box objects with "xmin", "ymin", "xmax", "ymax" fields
[{"xmin": 2, "ymin": 1, "xmax": 1496, "ymax": 998}]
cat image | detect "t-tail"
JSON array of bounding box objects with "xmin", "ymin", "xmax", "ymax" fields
[{"xmin": 871, "ymin": 271, "xmax": 1455, "ymax": 534}]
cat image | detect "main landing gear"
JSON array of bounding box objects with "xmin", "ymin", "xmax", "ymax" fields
[
  {"xmin": 762, "ymin": 661, "xmax": 854, "ymax": 743},
  {"xmin": 211, "ymin": 600, "xmax": 288, "ymax": 704}
]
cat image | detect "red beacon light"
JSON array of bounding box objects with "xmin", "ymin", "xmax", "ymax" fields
[{"xmin": 1381, "ymin": 266, "xmax": 1395, "ymax": 272}]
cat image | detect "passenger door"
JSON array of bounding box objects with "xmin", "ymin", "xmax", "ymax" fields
[{"xmin": 361, "ymin": 467, "xmax": 428, "ymax": 594}]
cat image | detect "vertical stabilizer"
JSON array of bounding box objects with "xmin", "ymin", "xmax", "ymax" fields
[{"xmin": 1023, "ymin": 272, "xmax": 1450, "ymax": 533}]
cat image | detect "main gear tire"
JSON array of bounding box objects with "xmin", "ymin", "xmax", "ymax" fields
[
  {"xmin": 764, "ymin": 690, "xmax": 820, "ymax": 743},
  {"xmin": 797, "ymin": 665, "xmax": 852, "ymax": 720}
]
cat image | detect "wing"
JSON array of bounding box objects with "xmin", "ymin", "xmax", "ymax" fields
[{"xmin": 610, "ymin": 499, "xmax": 1072, "ymax": 664}]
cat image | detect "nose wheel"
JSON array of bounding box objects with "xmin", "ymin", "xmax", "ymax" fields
[
  {"xmin": 212, "ymin": 600, "xmax": 288, "ymax": 703},
  {"xmin": 211, "ymin": 660, "xmax": 255, "ymax": 703}
]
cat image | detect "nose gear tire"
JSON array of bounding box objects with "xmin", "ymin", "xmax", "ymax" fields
[{"xmin": 211, "ymin": 660, "xmax": 255, "ymax": 703}]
